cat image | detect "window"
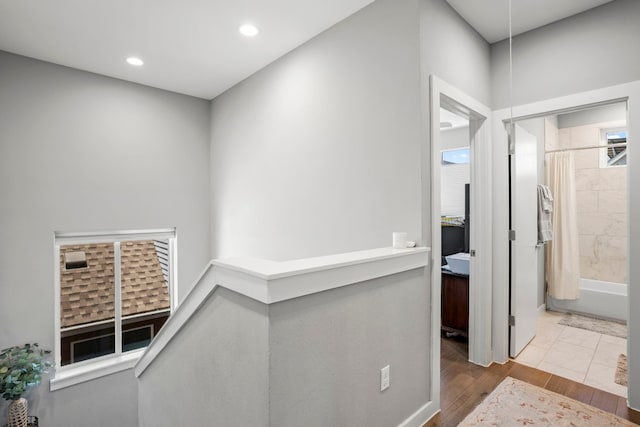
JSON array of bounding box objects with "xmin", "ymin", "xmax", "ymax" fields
[
  {"xmin": 442, "ymin": 148, "xmax": 470, "ymax": 165},
  {"xmin": 70, "ymin": 325, "xmax": 154, "ymax": 363},
  {"xmin": 600, "ymin": 128, "xmax": 628, "ymax": 168},
  {"xmin": 54, "ymin": 229, "xmax": 176, "ymax": 375}
]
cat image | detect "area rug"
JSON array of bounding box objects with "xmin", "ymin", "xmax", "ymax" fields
[
  {"xmin": 616, "ymin": 354, "xmax": 628, "ymax": 387},
  {"xmin": 558, "ymin": 313, "xmax": 627, "ymax": 339},
  {"xmin": 458, "ymin": 377, "xmax": 636, "ymax": 426}
]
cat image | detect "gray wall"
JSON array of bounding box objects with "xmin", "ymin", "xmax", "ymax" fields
[
  {"xmin": 138, "ymin": 288, "xmax": 270, "ymax": 427},
  {"xmin": 269, "ymin": 268, "xmax": 430, "ymax": 427},
  {"xmin": 419, "ymin": 0, "xmax": 492, "ymax": 247},
  {"xmin": 209, "ymin": 0, "xmax": 423, "ymax": 261},
  {"xmin": 0, "ymin": 51, "xmax": 211, "ymax": 427},
  {"xmin": 491, "ymin": 0, "xmax": 640, "ymax": 109},
  {"xmin": 420, "ymin": 0, "xmax": 492, "ymax": 107},
  {"xmin": 138, "ymin": 268, "xmax": 429, "ymax": 427},
  {"xmin": 33, "ymin": 370, "xmax": 138, "ymax": 427},
  {"xmin": 558, "ymin": 102, "xmax": 627, "ymax": 129}
]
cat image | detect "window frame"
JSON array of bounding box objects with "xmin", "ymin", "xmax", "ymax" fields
[{"xmin": 51, "ymin": 228, "xmax": 177, "ymax": 390}]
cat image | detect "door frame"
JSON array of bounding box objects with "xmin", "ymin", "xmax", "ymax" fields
[
  {"xmin": 429, "ymin": 76, "xmax": 493, "ymax": 410},
  {"xmin": 491, "ymin": 80, "xmax": 640, "ymax": 409}
]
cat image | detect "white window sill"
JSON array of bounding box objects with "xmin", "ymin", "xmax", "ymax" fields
[{"xmin": 50, "ymin": 349, "xmax": 144, "ymax": 391}]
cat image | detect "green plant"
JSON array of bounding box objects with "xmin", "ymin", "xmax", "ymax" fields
[{"xmin": 0, "ymin": 343, "xmax": 51, "ymax": 401}]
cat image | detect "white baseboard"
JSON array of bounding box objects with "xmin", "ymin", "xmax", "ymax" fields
[
  {"xmin": 537, "ymin": 304, "xmax": 546, "ymax": 314},
  {"xmin": 397, "ymin": 401, "xmax": 438, "ymax": 427}
]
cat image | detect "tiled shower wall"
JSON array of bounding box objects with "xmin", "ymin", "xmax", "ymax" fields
[{"xmin": 556, "ymin": 125, "xmax": 628, "ymax": 284}]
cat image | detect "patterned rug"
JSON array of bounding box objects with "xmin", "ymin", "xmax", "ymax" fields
[
  {"xmin": 558, "ymin": 313, "xmax": 627, "ymax": 339},
  {"xmin": 458, "ymin": 377, "xmax": 636, "ymax": 426},
  {"xmin": 616, "ymin": 354, "xmax": 628, "ymax": 387}
]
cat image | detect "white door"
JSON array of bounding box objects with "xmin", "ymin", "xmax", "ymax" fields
[{"xmin": 509, "ymin": 124, "xmax": 539, "ymax": 357}]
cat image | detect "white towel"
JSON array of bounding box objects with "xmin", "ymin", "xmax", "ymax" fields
[
  {"xmin": 540, "ymin": 184, "xmax": 553, "ymax": 212},
  {"xmin": 538, "ymin": 184, "xmax": 553, "ymax": 243}
]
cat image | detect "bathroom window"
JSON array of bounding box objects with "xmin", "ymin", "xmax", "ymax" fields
[
  {"xmin": 53, "ymin": 229, "xmax": 177, "ymax": 386},
  {"xmin": 600, "ymin": 128, "xmax": 627, "ymax": 168}
]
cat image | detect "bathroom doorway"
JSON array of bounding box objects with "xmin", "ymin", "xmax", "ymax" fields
[
  {"xmin": 492, "ymin": 81, "xmax": 640, "ymax": 408},
  {"xmin": 509, "ymin": 101, "xmax": 629, "ymax": 397}
]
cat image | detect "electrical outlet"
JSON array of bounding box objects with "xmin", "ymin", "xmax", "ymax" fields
[{"xmin": 380, "ymin": 365, "xmax": 390, "ymax": 391}]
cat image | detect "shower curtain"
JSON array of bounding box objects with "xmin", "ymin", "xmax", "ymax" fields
[{"xmin": 546, "ymin": 151, "xmax": 581, "ymax": 300}]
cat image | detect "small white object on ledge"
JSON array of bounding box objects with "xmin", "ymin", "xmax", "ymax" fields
[
  {"xmin": 406, "ymin": 240, "xmax": 416, "ymax": 248},
  {"xmin": 392, "ymin": 232, "xmax": 407, "ymax": 249}
]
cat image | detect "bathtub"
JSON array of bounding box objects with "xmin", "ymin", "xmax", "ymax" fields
[{"xmin": 547, "ymin": 278, "xmax": 628, "ymax": 323}]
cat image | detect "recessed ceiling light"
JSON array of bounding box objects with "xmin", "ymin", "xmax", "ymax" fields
[
  {"xmin": 239, "ymin": 24, "xmax": 259, "ymax": 37},
  {"xmin": 126, "ymin": 57, "xmax": 144, "ymax": 66}
]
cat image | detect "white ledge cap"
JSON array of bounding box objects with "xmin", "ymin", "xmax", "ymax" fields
[{"xmin": 213, "ymin": 247, "xmax": 430, "ymax": 280}]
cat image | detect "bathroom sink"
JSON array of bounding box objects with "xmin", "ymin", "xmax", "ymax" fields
[{"xmin": 445, "ymin": 252, "xmax": 470, "ymax": 275}]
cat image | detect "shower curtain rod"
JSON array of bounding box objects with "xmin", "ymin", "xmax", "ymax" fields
[{"xmin": 544, "ymin": 142, "xmax": 627, "ymax": 154}]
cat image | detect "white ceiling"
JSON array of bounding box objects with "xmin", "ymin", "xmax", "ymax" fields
[
  {"xmin": 0, "ymin": 0, "xmax": 373, "ymax": 99},
  {"xmin": 446, "ymin": 0, "xmax": 615, "ymax": 43},
  {"xmin": 0, "ymin": 0, "xmax": 616, "ymax": 100}
]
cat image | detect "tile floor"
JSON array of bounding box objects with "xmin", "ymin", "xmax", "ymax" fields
[{"xmin": 514, "ymin": 310, "xmax": 628, "ymax": 397}]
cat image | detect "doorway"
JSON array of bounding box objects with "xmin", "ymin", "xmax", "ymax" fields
[
  {"xmin": 428, "ymin": 76, "xmax": 493, "ymax": 414},
  {"xmin": 508, "ymin": 102, "xmax": 629, "ymax": 397},
  {"xmin": 439, "ymin": 107, "xmax": 470, "ymax": 349},
  {"xmin": 492, "ymin": 81, "xmax": 640, "ymax": 409}
]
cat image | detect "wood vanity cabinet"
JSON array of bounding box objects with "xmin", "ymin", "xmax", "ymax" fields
[{"xmin": 441, "ymin": 270, "xmax": 469, "ymax": 337}]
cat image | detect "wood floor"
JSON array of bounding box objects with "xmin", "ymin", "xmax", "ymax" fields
[{"xmin": 425, "ymin": 336, "xmax": 640, "ymax": 426}]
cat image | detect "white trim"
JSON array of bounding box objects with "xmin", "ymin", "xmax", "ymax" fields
[
  {"xmin": 135, "ymin": 246, "xmax": 430, "ymax": 377},
  {"xmin": 396, "ymin": 401, "xmax": 438, "ymax": 427},
  {"xmin": 114, "ymin": 242, "xmax": 122, "ymax": 357},
  {"xmin": 61, "ymin": 318, "xmax": 114, "ymax": 333},
  {"xmin": 123, "ymin": 309, "xmax": 171, "ymax": 322},
  {"xmin": 468, "ymin": 96, "xmax": 494, "ymax": 367},
  {"xmin": 169, "ymin": 236, "xmax": 178, "ymax": 309},
  {"xmin": 210, "ymin": 247, "xmax": 427, "ymax": 282},
  {"xmin": 430, "ymin": 77, "xmax": 494, "ymax": 381},
  {"xmin": 53, "ymin": 242, "xmax": 62, "ymax": 369},
  {"xmin": 428, "ymin": 77, "xmax": 442, "ymax": 414},
  {"xmin": 50, "ymin": 349, "xmax": 144, "ymax": 391},
  {"xmin": 491, "ymin": 80, "xmax": 640, "ymax": 410},
  {"xmin": 60, "ymin": 310, "xmax": 169, "ymax": 333},
  {"xmin": 537, "ymin": 304, "xmax": 546, "ymax": 315},
  {"xmin": 212, "ymin": 248, "xmax": 429, "ymax": 302},
  {"xmin": 54, "ymin": 228, "xmax": 175, "ymax": 244}
]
